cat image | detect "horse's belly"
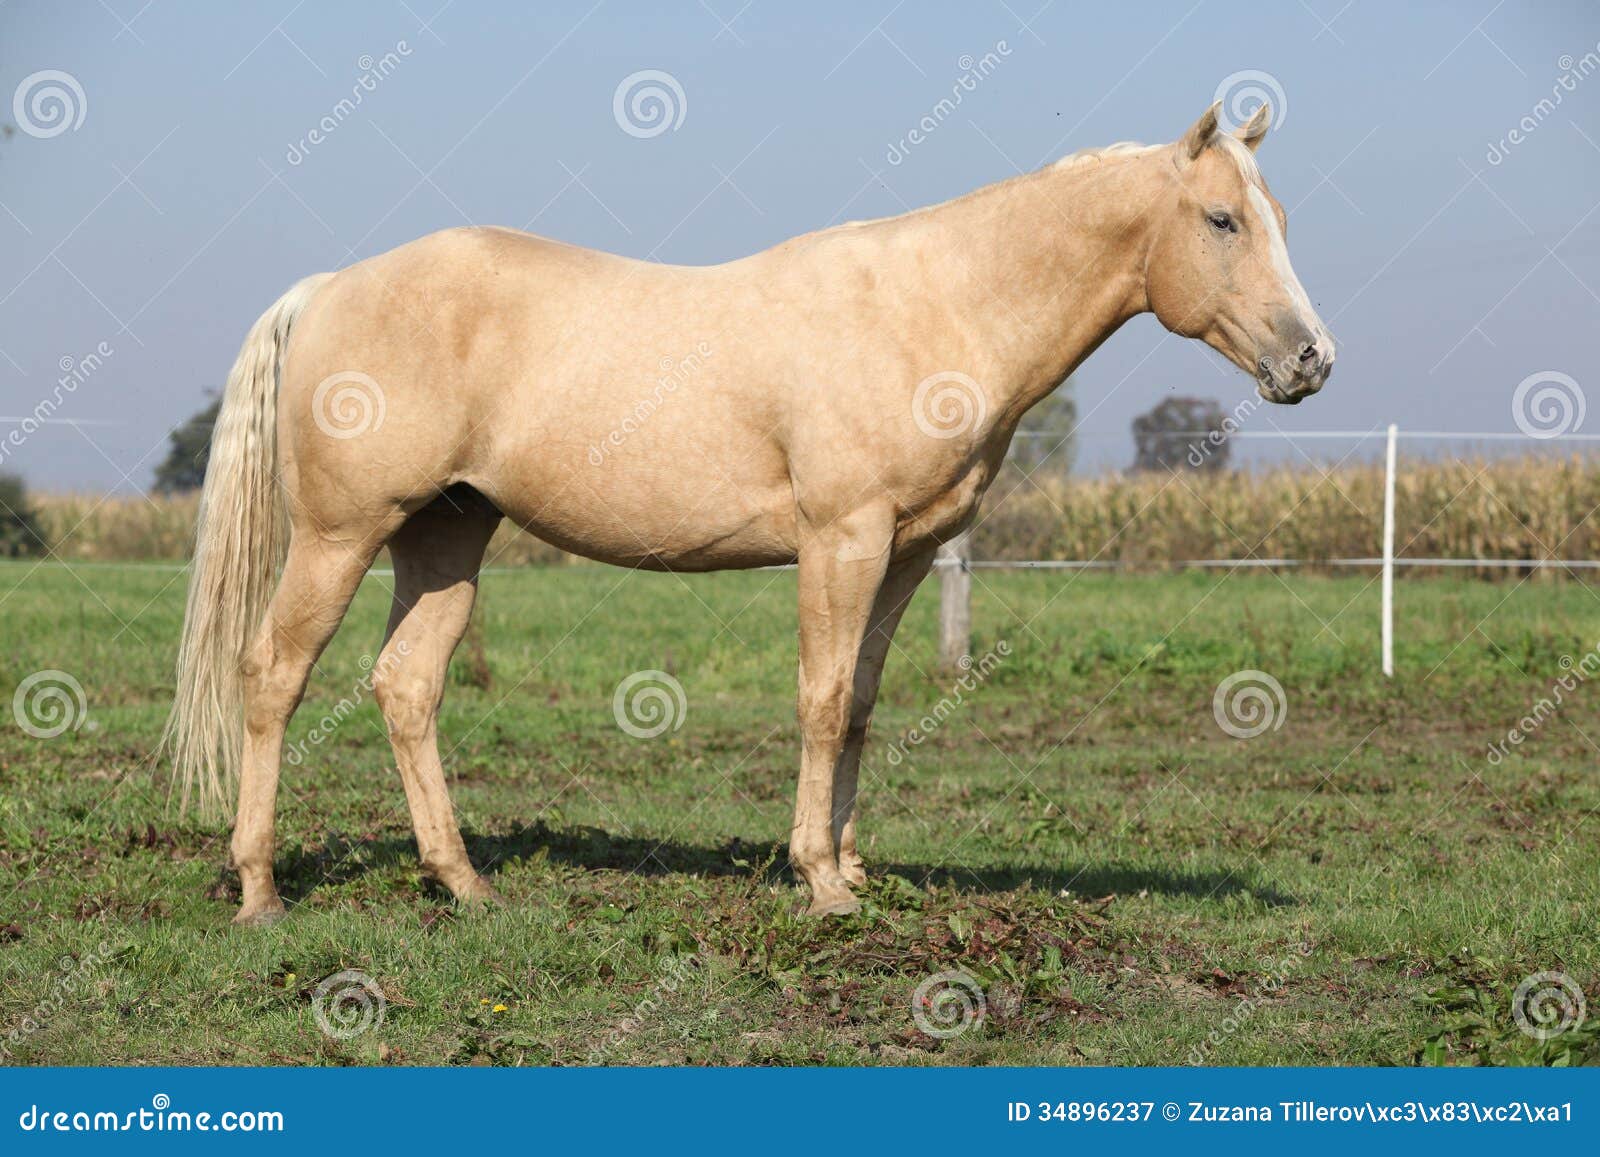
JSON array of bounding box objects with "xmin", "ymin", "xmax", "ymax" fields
[{"xmin": 488, "ymin": 468, "xmax": 798, "ymax": 572}]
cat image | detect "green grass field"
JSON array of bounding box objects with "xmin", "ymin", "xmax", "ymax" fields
[{"xmin": 1, "ymin": 559, "xmax": 1597, "ymax": 1066}]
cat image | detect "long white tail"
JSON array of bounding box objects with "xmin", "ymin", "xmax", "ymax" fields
[{"xmin": 160, "ymin": 272, "xmax": 334, "ymax": 818}]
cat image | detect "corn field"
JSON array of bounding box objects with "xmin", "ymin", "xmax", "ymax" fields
[{"xmin": 25, "ymin": 455, "xmax": 1600, "ymax": 578}]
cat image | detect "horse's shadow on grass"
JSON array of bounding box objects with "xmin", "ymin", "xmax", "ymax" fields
[{"xmin": 275, "ymin": 820, "xmax": 1296, "ymax": 908}]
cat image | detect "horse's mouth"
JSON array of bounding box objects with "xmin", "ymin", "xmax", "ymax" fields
[
  {"xmin": 1254, "ymin": 344, "xmax": 1334, "ymax": 405},
  {"xmin": 1256, "ymin": 368, "xmax": 1329, "ymax": 406},
  {"xmin": 1256, "ymin": 376, "xmax": 1307, "ymax": 405}
]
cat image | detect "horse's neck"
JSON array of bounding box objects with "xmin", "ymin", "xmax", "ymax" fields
[{"xmin": 902, "ymin": 151, "xmax": 1162, "ymax": 422}]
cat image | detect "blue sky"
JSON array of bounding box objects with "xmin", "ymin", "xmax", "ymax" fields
[{"xmin": 1, "ymin": 0, "xmax": 1598, "ymax": 490}]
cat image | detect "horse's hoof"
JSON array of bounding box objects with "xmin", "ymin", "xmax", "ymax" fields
[
  {"xmin": 232, "ymin": 901, "xmax": 287, "ymax": 928},
  {"xmin": 455, "ymin": 876, "xmax": 504, "ymax": 908},
  {"xmin": 806, "ymin": 893, "xmax": 862, "ymax": 918}
]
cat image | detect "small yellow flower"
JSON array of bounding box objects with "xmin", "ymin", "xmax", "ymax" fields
[
  {"xmin": 492, "ymin": 1003, "xmax": 508, "ymax": 1013},
  {"xmin": 479, "ymin": 998, "xmax": 490, "ymax": 1005}
]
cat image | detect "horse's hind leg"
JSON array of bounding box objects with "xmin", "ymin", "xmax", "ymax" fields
[
  {"xmin": 235, "ymin": 531, "xmax": 383, "ymax": 926},
  {"xmin": 372, "ymin": 491, "xmax": 502, "ymax": 905}
]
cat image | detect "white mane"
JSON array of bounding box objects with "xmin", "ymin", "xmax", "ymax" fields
[
  {"xmin": 1051, "ymin": 135, "xmax": 1263, "ymax": 186},
  {"xmin": 1050, "ymin": 141, "xmax": 1162, "ymax": 170}
]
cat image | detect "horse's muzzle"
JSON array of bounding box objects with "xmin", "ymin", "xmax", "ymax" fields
[{"xmin": 1256, "ymin": 347, "xmax": 1333, "ymax": 405}]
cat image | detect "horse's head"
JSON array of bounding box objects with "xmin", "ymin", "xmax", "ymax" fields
[{"xmin": 1145, "ymin": 102, "xmax": 1334, "ymax": 404}]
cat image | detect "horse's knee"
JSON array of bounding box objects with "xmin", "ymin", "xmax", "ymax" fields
[
  {"xmin": 797, "ymin": 686, "xmax": 851, "ymax": 746},
  {"xmin": 373, "ymin": 665, "xmax": 437, "ymax": 745}
]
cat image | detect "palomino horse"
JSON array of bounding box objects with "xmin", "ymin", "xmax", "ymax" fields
[{"xmin": 163, "ymin": 102, "xmax": 1332, "ymax": 924}]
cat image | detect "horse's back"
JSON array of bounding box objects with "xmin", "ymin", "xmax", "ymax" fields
[{"xmin": 274, "ymin": 227, "xmax": 797, "ymax": 566}]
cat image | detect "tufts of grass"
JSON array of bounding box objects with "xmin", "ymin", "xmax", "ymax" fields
[{"xmin": 0, "ymin": 563, "xmax": 1596, "ymax": 1066}]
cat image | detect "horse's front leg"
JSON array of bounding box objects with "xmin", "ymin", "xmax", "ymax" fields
[
  {"xmin": 831, "ymin": 546, "xmax": 937, "ymax": 887},
  {"xmin": 792, "ymin": 506, "xmax": 896, "ymax": 917}
]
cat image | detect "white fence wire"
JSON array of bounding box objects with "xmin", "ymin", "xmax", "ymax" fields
[
  {"xmin": 8, "ymin": 424, "xmax": 1594, "ymax": 680},
  {"xmin": 942, "ymin": 424, "xmax": 1598, "ymax": 679}
]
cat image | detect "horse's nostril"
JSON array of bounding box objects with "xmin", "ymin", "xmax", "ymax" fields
[{"xmin": 1298, "ymin": 342, "xmax": 1318, "ymax": 365}]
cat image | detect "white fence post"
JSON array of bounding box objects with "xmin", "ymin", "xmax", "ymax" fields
[
  {"xmin": 1382, "ymin": 423, "xmax": 1398, "ymax": 678},
  {"xmin": 938, "ymin": 531, "xmax": 972, "ymax": 671}
]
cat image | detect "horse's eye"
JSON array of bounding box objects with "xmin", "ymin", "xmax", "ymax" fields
[{"xmin": 1208, "ymin": 212, "xmax": 1235, "ymax": 233}]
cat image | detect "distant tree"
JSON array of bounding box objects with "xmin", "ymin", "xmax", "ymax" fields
[
  {"xmin": 0, "ymin": 473, "xmax": 49, "ymax": 557},
  {"xmin": 1010, "ymin": 378, "xmax": 1077, "ymax": 477},
  {"xmin": 153, "ymin": 398, "xmax": 220, "ymax": 493},
  {"xmin": 1130, "ymin": 396, "xmax": 1231, "ymax": 473}
]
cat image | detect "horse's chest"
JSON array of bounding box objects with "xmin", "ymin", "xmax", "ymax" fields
[{"xmin": 895, "ymin": 459, "xmax": 993, "ymax": 549}]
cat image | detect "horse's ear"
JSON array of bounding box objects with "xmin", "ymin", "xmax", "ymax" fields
[
  {"xmin": 1235, "ymin": 103, "xmax": 1271, "ymax": 152},
  {"xmin": 1179, "ymin": 102, "xmax": 1221, "ymax": 162}
]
